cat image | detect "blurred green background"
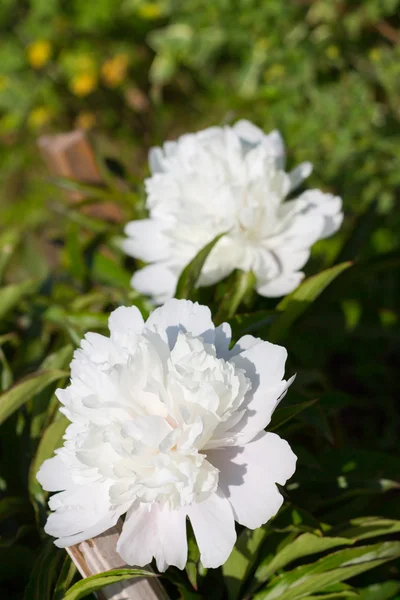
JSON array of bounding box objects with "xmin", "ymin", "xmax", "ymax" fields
[{"xmin": 1, "ymin": 1, "xmax": 400, "ymax": 599}]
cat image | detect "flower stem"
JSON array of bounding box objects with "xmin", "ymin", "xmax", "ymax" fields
[{"xmin": 215, "ymin": 270, "xmax": 256, "ymax": 324}]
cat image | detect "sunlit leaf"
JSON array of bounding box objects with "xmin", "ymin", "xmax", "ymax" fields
[
  {"xmin": 254, "ymin": 541, "xmax": 400, "ymax": 600},
  {"xmin": 29, "ymin": 414, "xmax": 69, "ymax": 509},
  {"xmin": 359, "ymin": 580, "xmax": 400, "ymax": 600},
  {"xmin": 52, "ymin": 554, "xmax": 77, "ymax": 600},
  {"xmin": 268, "ymin": 262, "xmax": 352, "ymax": 342},
  {"xmin": 223, "ymin": 526, "xmax": 268, "ymax": 600},
  {"xmin": 175, "ymin": 232, "xmax": 226, "ymax": 300},
  {"xmin": 0, "ymin": 369, "xmax": 67, "ymax": 426},
  {"xmin": 62, "ymin": 568, "xmax": 157, "ymax": 600},
  {"xmin": 0, "ymin": 279, "xmax": 38, "ymax": 321}
]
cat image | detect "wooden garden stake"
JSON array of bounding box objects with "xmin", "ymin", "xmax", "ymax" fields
[{"xmin": 38, "ymin": 130, "xmax": 169, "ymax": 600}]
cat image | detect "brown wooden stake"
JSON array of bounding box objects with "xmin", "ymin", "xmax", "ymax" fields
[{"xmin": 38, "ymin": 130, "xmax": 169, "ymax": 600}]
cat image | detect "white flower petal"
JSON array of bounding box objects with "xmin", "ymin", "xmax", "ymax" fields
[
  {"xmin": 108, "ymin": 306, "xmax": 144, "ymax": 336},
  {"xmin": 214, "ymin": 322, "xmax": 232, "ymax": 359},
  {"xmin": 257, "ymin": 272, "xmax": 305, "ymax": 297},
  {"xmin": 231, "ymin": 339, "xmax": 288, "ymax": 388},
  {"xmin": 289, "ymin": 161, "xmax": 313, "ymax": 191},
  {"xmin": 131, "ymin": 264, "xmax": 177, "ymax": 304},
  {"xmin": 188, "ymin": 492, "xmax": 236, "ymax": 568},
  {"xmin": 36, "ymin": 455, "xmax": 74, "ymax": 492},
  {"xmin": 149, "ymin": 147, "xmax": 165, "ymax": 174},
  {"xmin": 145, "ymin": 299, "xmax": 215, "ymax": 347},
  {"xmin": 123, "ymin": 219, "xmax": 171, "ymax": 263},
  {"xmin": 207, "ymin": 431, "xmax": 297, "ymax": 529},
  {"xmin": 117, "ymin": 503, "xmax": 188, "ymax": 571},
  {"xmin": 45, "ymin": 482, "xmax": 121, "ymax": 547}
]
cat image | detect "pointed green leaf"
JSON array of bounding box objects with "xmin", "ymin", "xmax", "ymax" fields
[
  {"xmin": 335, "ymin": 517, "xmax": 400, "ymax": 542},
  {"xmin": 359, "ymin": 580, "xmax": 400, "ymax": 600},
  {"xmin": 223, "ymin": 526, "xmax": 268, "ymax": 600},
  {"xmin": 52, "ymin": 555, "xmax": 77, "ymax": 600},
  {"xmin": 300, "ymin": 592, "xmax": 358, "ymax": 599},
  {"xmin": 253, "ymin": 532, "xmax": 354, "ymax": 587},
  {"xmin": 175, "ymin": 232, "xmax": 226, "ymax": 299},
  {"xmin": 62, "ymin": 568, "xmax": 157, "ymax": 600},
  {"xmin": 0, "ymin": 279, "xmax": 38, "ymax": 321},
  {"xmin": 268, "ymin": 262, "xmax": 352, "ymax": 342},
  {"xmin": 0, "ymin": 369, "xmax": 67, "ymax": 426},
  {"xmin": 29, "ymin": 414, "xmax": 69, "ymax": 508},
  {"xmin": 215, "ymin": 270, "xmax": 256, "ymax": 323},
  {"xmin": 254, "ymin": 541, "xmax": 400, "ymax": 600}
]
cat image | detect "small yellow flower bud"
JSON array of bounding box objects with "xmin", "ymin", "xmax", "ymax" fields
[
  {"xmin": 101, "ymin": 54, "xmax": 130, "ymax": 88},
  {"xmin": 137, "ymin": 2, "xmax": 163, "ymax": 20},
  {"xmin": 28, "ymin": 106, "xmax": 52, "ymax": 129},
  {"xmin": 27, "ymin": 40, "xmax": 52, "ymax": 69},
  {"xmin": 70, "ymin": 72, "xmax": 97, "ymax": 97},
  {"xmin": 326, "ymin": 45, "xmax": 339, "ymax": 60},
  {"xmin": 75, "ymin": 111, "xmax": 96, "ymax": 130}
]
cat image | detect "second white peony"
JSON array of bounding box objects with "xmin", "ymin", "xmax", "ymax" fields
[
  {"xmin": 37, "ymin": 299, "xmax": 296, "ymax": 571},
  {"xmin": 123, "ymin": 120, "xmax": 343, "ymax": 303}
]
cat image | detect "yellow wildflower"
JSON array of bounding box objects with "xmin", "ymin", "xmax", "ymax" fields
[
  {"xmin": 28, "ymin": 106, "xmax": 52, "ymax": 129},
  {"xmin": 101, "ymin": 54, "xmax": 130, "ymax": 88},
  {"xmin": 326, "ymin": 45, "xmax": 339, "ymax": 60},
  {"xmin": 137, "ymin": 2, "xmax": 163, "ymax": 20},
  {"xmin": 27, "ymin": 40, "xmax": 52, "ymax": 69},
  {"xmin": 369, "ymin": 48, "xmax": 381, "ymax": 63},
  {"xmin": 70, "ymin": 72, "xmax": 97, "ymax": 97},
  {"xmin": 75, "ymin": 111, "xmax": 96, "ymax": 130}
]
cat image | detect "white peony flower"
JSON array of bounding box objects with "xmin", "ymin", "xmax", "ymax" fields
[
  {"xmin": 123, "ymin": 120, "xmax": 343, "ymax": 304},
  {"xmin": 37, "ymin": 299, "xmax": 296, "ymax": 571}
]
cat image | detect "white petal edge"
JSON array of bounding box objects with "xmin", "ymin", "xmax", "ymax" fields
[
  {"xmin": 108, "ymin": 305, "xmax": 144, "ymax": 336},
  {"xmin": 117, "ymin": 503, "xmax": 188, "ymax": 571},
  {"xmin": 145, "ymin": 298, "xmax": 215, "ymax": 348},
  {"xmin": 130, "ymin": 264, "xmax": 177, "ymax": 305},
  {"xmin": 187, "ymin": 491, "xmax": 236, "ymax": 568},
  {"xmin": 207, "ymin": 431, "xmax": 297, "ymax": 529},
  {"xmin": 36, "ymin": 455, "xmax": 74, "ymax": 492}
]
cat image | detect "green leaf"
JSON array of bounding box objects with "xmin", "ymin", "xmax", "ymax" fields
[
  {"xmin": 92, "ymin": 252, "xmax": 132, "ymax": 288},
  {"xmin": 0, "ymin": 228, "xmax": 20, "ymax": 283},
  {"xmin": 300, "ymin": 592, "xmax": 358, "ymax": 599},
  {"xmin": 0, "ymin": 279, "xmax": 38, "ymax": 321},
  {"xmin": 50, "ymin": 177, "xmax": 110, "ymax": 200},
  {"xmin": 29, "ymin": 414, "xmax": 69, "ymax": 509},
  {"xmin": 254, "ymin": 541, "xmax": 400, "ymax": 600},
  {"xmin": 0, "ymin": 369, "xmax": 67, "ymax": 426},
  {"xmin": 52, "ymin": 555, "xmax": 77, "ymax": 600},
  {"xmin": 253, "ymin": 532, "xmax": 354, "ymax": 587},
  {"xmin": 223, "ymin": 526, "xmax": 268, "ymax": 600},
  {"xmin": 24, "ymin": 541, "xmax": 63, "ymax": 600},
  {"xmin": 359, "ymin": 580, "xmax": 400, "ymax": 600},
  {"xmin": 215, "ymin": 270, "xmax": 256, "ymax": 323},
  {"xmin": 269, "ymin": 399, "xmax": 318, "ymax": 431},
  {"xmin": 335, "ymin": 517, "xmax": 400, "ymax": 542},
  {"xmin": 175, "ymin": 232, "xmax": 226, "ymax": 299},
  {"xmin": 268, "ymin": 262, "xmax": 352, "ymax": 343},
  {"xmin": 62, "ymin": 568, "xmax": 157, "ymax": 600}
]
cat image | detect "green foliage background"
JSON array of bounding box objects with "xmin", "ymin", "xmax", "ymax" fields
[{"xmin": 0, "ymin": 0, "xmax": 399, "ymax": 599}]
